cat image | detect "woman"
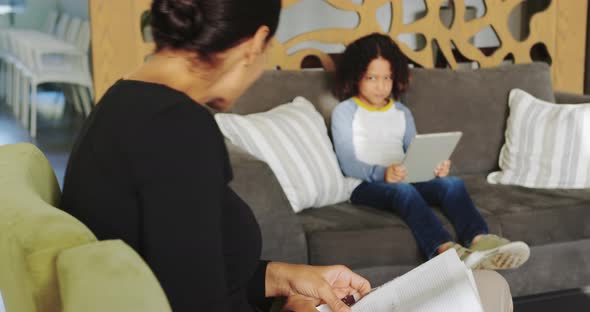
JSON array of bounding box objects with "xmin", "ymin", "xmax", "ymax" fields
[
  {"xmin": 61, "ymin": 0, "xmax": 513, "ymax": 311},
  {"xmin": 61, "ymin": 1, "xmax": 369, "ymax": 311}
]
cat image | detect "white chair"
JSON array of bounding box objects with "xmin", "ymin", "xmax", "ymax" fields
[
  {"xmin": 3, "ymin": 29, "xmax": 93, "ymax": 137},
  {"xmin": 1, "ymin": 12, "xmax": 95, "ymax": 137},
  {"xmin": 63, "ymin": 17, "xmax": 92, "ymax": 116},
  {"xmin": 0, "ymin": 32, "xmax": 12, "ymax": 111},
  {"xmin": 54, "ymin": 13, "xmax": 71, "ymax": 41},
  {"xmin": 76, "ymin": 20, "xmax": 91, "ymax": 54},
  {"xmin": 0, "ymin": 31, "xmax": 25, "ymax": 120},
  {"xmin": 64, "ymin": 17, "xmax": 81, "ymax": 45},
  {"xmin": 42, "ymin": 10, "xmax": 59, "ymax": 34},
  {"xmin": 74, "ymin": 20, "xmax": 93, "ymax": 115}
]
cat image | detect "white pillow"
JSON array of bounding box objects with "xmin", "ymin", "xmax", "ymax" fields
[
  {"xmin": 215, "ymin": 96, "xmax": 361, "ymax": 212},
  {"xmin": 487, "ymin": 89, "xmax": 590, "ymax": 188}
]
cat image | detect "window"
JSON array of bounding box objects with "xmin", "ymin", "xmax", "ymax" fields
[{"xmin": 0, "ymin": 0, "xmax": 25, "ymax": 15}]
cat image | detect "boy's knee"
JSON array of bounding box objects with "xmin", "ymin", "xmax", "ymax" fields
[
  {"xmin": 392, "ymin": 182, "xmax": 418, "ymax": 198},
  {"xmin": 436, "ymin": 176, "xmax": 465, "ymax": 190}
]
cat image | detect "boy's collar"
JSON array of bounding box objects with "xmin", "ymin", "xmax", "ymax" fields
[{"xmin": 352, "ymin": 97, "xmax": 394, "ymax": 112}]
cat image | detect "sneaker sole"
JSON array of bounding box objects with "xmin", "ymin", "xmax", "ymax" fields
[{"xmin": 465, "ymin": 242, "xmax": 530, "ymax": 270}]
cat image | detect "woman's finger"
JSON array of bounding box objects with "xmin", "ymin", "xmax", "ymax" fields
[
  {"xmin": 348, "ymin": 273, "xmax": 372, "ymax": 296},
  {"xmin": 317, "ymin": 284, "xmax": 351, "ymax": 312}
]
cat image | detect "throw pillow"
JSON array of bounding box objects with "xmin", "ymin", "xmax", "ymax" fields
[
  {"xmin": 487, "ymin": 89, "xmax": 590, "ymax": 188},
  {"xmin": 215, "ymin": 96, "xmax": 361, "ymax": 212}
]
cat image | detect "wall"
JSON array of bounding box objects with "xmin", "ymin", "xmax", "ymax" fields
[
  {"xmin": 89, "ymin": 0, "xmax": 586, "ymax": 99},
  {"xmin": 0, "ymin": 0, "xmax": 57, "ymax": 30},
  {"xmin": 277, "ymin": 0, "xmax": 523, "ymax": 54},
  {"xmin": 57, "ymin": 0, "xmax": 89, "ymax": 20},
  {"xmin": 0, "ymin": 0, "xmax": 90, "ymax": 29}
]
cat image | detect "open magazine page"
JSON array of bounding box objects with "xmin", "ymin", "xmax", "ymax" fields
[{"xmin": 317, "ymin": 249, "xmax": 483, "ymax": 312}]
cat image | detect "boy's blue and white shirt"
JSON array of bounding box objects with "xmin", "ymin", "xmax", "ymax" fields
[{"xmin": 331, "ymin": 97, "xmax": 417, "ymax": 183}]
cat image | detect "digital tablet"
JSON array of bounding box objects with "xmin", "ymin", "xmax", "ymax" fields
[{"xmin": 402, "ymin": 132, "xmax": 462, "ymax": 183}]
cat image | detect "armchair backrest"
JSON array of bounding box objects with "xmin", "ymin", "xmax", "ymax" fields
[
  {"xmin": 0, "ymin": 143, "xmax": 96, "ymax": 312},
  {"xmin": 0, "ymin": 143, "xmax": 171, "ymax": 312}
]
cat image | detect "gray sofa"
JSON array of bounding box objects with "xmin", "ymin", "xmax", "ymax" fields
[{"xmin": 225, "ymin": 63, "xmax": 590, "ymax": 297}]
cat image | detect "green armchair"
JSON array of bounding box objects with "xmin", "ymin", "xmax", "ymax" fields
[{"xmin": 0, "ymin": 143, "xmax": 171, "ymax": 312}]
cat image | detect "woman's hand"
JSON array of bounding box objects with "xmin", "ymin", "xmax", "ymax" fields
[
  {"xmin": 266, "ymin": 262, "xmax": 371, "ymax": 312},
  {"xmin": 385, "ymin": 164, "xmax": 407, "ymax": 183},
  {"xmin": 435, "ymin": 160, "xmax": 451, "ymax": 177}
]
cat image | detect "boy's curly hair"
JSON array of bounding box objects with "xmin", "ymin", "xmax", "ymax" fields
[{"xmin": 333, "ymin": 33, "xmax": 409, "ymax": 101}]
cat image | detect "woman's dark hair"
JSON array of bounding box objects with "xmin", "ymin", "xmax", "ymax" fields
[
  {"xmin": 334, "ymin": 33, "xmax": 409, "ymax": 101},
  {"xmin": 150, "ymin": 0, "xmax": 281, "ymax": 61}
]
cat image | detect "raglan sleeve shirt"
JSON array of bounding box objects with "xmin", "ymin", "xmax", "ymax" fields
[{"xmin": 331, "ymin": 99, "xmax": 417, "ymax": 183}]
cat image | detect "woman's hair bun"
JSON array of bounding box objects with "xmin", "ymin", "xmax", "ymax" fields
[
  {"xmin": 150, "ymin": 0, "xmax": 281, "ymax": 61},
  {"xmin": 151, "ymin": 0, "xmax": 204, "ymax": 47}
]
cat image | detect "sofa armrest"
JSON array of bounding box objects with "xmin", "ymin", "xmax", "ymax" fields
[
  {"xmin": 226, "ymin": 141, "xmax": 308, "ymax": 264},
  {"xmin": 554, "ymin": 91, "xmax": 590, "ymax": 104},
  {"xmin": 56, "ymin": 240, "xmax": 172, "ymax": 312}
]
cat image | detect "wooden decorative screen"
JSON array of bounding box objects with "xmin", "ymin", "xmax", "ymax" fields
[
  {"xmin": 90, "ymin": 0, "xmax": 588, "ymax": 101},
  {"xmin": 89, "ymin": 0, "xmax": 154, "ymax": 100}
]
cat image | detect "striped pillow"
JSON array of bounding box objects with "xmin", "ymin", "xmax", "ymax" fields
[
  {"xmin": 215, "ymin": 97, "xmax": 361, "ymax": 212},
  {"xmin": 487, "ymin": 89, "xmax": 590, "ymax": 188}
]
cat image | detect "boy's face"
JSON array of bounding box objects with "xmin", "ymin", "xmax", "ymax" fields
[{"xmin": 357, "ymin": 57, "xmax": 393, "ymax": 108}]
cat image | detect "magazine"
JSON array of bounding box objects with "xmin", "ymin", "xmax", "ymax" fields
[{"xmin": 317, "ymin": 249, "xmax": 483, "ymax": 312}]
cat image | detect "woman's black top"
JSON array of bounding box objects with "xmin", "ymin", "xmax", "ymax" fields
[{"xmin": 61, "ymin": 80, "xmax": 268, "ymax": 311}]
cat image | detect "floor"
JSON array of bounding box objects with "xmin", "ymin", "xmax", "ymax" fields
[
  {"xmin": 0, "ymin": 92, "xmax": 84, "ymax": 188},
  {"xmin": 514, "ymin": 288, "xmax": 590, "ymax": 312}
]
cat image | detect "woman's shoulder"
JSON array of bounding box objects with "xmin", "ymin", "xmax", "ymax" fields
[
  {"xmin": 96, "ymin": 80, "xmax": 219, "ymax": 141},
  {"xmin": 108, "ymin": 80, "xmax": 199, "ymax": 109},
  {"xmin": 105, "ymin": 80, "xmax": 211, "ymax": 120}
]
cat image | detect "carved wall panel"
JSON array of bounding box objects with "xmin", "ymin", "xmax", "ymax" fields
[
  {"xmin": 90, "ymin": 0, "xmax": 588, "ymax": 101},
  {"xmin": 270, "ymin": 0, "xmax": 587, "ymax": 94}
]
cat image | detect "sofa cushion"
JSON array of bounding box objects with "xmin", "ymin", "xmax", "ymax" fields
[
  {"xmin": 298, "ymin": 174, "xmax": 589, "ymax": 270},
  {"xmin": 233, "ymin": 64, "xmax": 556, "ymax": 176},
  {"xmin": 463, "ymin": 175, "xmax": 590, "ymax": 245},
  {"xmin": 298, "ymin": 199, "xmax": 502, "ymax": 269},
  {"xmin": 402, "ymin": 63, "xmax": 555, "ymax": 175},
  {"xmin": 298, "ymin": 202, "xmax": 421, "ymax": 268},
  {"xmin": 231, "ymin": 70, "xmax": 339, "ymax": 125}
]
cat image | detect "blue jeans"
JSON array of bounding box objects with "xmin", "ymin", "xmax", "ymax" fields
[{"xmin": 350, "ymin": 176, "xmax": 488, "ymax": 259}]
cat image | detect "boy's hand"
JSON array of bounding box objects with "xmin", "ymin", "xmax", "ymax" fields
[
  {"xmin": 385, "ymin": 164, "xmax": 406, "ymax": 183},
  {"xmin": 435, "ymin": 160, "xmax": 451, "ymax": 177}
]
